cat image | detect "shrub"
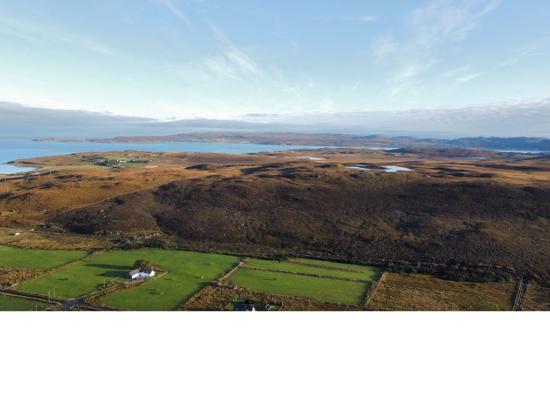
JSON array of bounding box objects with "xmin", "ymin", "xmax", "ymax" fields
[
  {"xmin": 143, "ymin": 236, "xmax": 166, "ymax": 248},
  {"xmin": 133, "ymin": 259, "xmax": 154, "ymax": 270}
]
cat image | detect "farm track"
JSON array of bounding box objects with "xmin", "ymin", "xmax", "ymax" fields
[
  {"xmin": 0, "ymin": 288, "xmax": 63, "ymax": 306},
  {"xmin": 0, "ymin": 288, "xmax": 116, "ymax": 311}
]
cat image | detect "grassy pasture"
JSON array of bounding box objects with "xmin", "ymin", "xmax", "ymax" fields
[
  {"xmin": 0, "ymin": 245, "xmax": 87, "ymax": 270},
  {"xmin": 230, "ymin": 267, "xmax": 368, "ymax": 306},
  {"xmin": 368, "ymin": 273, "xmax": 516, "ymax": 311},
  {"xmin": 0, "ymin": 294, "xmax": 51, "ymax": 311},
  {"xmin": 290, "ymin": 258, "xmax": 380, "ymax": 275},
  {"xmin": 244, "ymin": 258, "xmax": 380, "ymax": 282},
  {"xmin": 101, "ymin": 251, "xmax": 239, "ymax": 311},
  {"xmin": 17, "ymin": 249, "xmax": 238, "ymax": 305}
]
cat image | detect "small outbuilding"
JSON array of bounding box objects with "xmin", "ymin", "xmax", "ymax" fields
[{"xmin": 128, "ymin": 268, "xmax": 156, "ymax": 280}]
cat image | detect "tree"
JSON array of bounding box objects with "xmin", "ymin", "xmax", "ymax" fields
[{"xmin": 133, "ymin": 259, "xmax": 154, "ymax": 270}]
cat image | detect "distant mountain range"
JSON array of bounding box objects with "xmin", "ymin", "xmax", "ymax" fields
[
  {"xmin": 37, "ymin": 133, "xmax": 550, "ymax": 152},
  {"xmin": 448, "ymin": 137, "xmax": 550, "ymax": 151}
]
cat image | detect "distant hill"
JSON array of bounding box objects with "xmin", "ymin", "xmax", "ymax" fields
[
  {"xmin": 38, "ymin": 133, "xmax": 550, "ymax": 152},
  {"xmin": 449, "ymin": 137, "xmax": 550, "ymax": 152},
  {"xmin": 53, "ymin": 166, "xmax": 550, "ymax": 281},
  {"xmin": 36, "ymin": 133, "xmax": 421, "ymax": 148},
  {"xmin": 88, "ymin": 132, "xmax": 416, "ymax": 147}
]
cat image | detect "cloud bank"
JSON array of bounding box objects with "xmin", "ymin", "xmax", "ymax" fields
[
  {"xmin": 1, "ymin": 98, "xmax": 550, "ymax": 139},
  {"xmin": 372, "ymin": 0, "xmax": 501, "ymax": 98},
  {"xmin": 262, "ymin": 98, "xmax": 550, "ymax": 137},
  {"xmin": 0, "ymin": 102, "xmax": 258, "ymax": 138}
]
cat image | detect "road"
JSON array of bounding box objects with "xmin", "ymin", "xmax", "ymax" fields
[{"xmin": 0, "ymin": 288, "xmax": 114, "ymax": 311}]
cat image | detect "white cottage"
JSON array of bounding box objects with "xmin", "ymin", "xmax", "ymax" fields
[{"xmin": 128, "ymin": 268, "xmax": 156, "ymax": 280}]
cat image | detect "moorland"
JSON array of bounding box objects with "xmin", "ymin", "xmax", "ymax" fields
[{"xmin": 1, "ymin": 143, "xmax": 549, "ymax": 310}]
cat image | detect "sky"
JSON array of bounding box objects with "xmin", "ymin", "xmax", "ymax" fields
[{"xmin": 1, "ymin": 0, "xmax": 550, "ymax": 138}]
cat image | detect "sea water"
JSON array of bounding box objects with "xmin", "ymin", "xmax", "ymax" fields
[{"xmin": 0, "ymin": 138, "xmax": 320, "ymax": 174}]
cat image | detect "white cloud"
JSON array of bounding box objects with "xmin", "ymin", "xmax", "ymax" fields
[
  {"xmin": 441, "ymin": 66, "xmax": 482, "ymax": 85},
  {"xmin": 155, "ymin": 101, "xmax": 237, "ymax": 119},
  {"xmin": 0, "ymin": 93, "xmax": 76, "ymax": 111},
  {"xmin": 270, "ymin": 97, "xmax": 550, "ymax": 137},
  {"xmin": 388, "ymin": 60, "xmax": 436, "ymax": 97},
  {"xmin": 2, "ymin": 98, "xmax": 550, "ymax": 138},
  {"xmin": 202, "ymin": 25, "xmax": 263, "ymax": 79},
  {"xmin": 358, "ymin": 15, "xmax": 380, "ymax": 23},
  {"xmin": 203, "ymin": 55, "xmax": 238, "ymax": 79},
  {"xmin": 0, "ymin": 15, "xmax": 117, "ymax": 56},
  {"xmin": 0, "ymin": 101, "xmax": 255, "ymax": 138},
  {"xmin": 441, "ymin": 65, "xmax": 471, "ymax": 79},
  {"xmin": 224, "ymin": 47, "xmax": 261, "ymax": 75},
  {"xmin": 319, "ymin": 15, "xmax": 380, "ymax": 24},
  {"xmin": 496, "ymin": 37, "xmax": 550, "ymax": 69},
  {"xmin": 201, "ymin": 46, "xmax": 262, "ymax": 80},
  {"xmin": 394, "ymin": 62, "xmax": 436, "ymax": 82},
  {"xmin": 151, "ymin": 0, "xmax": 191, "ymax": 26},
  {"xmin": 454, "ymin": 72, "xmax": 481, "ymax": 85},
  {"xmin": 165, "ymin": 24, "xmax": 263, "ymax": 82},
  {"xmin": 371, "ymin": 35, "xmax": 398, "ymax": 61},
  {"xmin": 410, "ymin": 0, "xmax": 501, "ymax": 47},
  {"xmin": 372, "ymin": 0, "xmax": 500, "ymax": 97}
]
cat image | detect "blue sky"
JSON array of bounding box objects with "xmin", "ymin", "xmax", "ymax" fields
[{"xmin": 1, "ymin": 0, "xmax": 550, "ymax": 137}]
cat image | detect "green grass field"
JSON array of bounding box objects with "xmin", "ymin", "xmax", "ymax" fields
[
  {"xmin": 244, "ymin": 258, "xmax": 380, "ymax": 282},
  {"xmin": 101, "ymin": 251, "xmax": 239, "ymax": 311},
  {"xmin": 290, "ymin": 258, "xmax": 381, "ymax": 276},
  {"xmin": 231, "ymin": 268, "xmax": 369, "ymax": 305},
  {"xmin": 0, "ymin": 294, "xmax": 51, "ymax": 311},
  {"xmin": 9, "ymin": 248, "xmax": 379, "ymax": 309},
  {"xmin": 0, "ymin": 245, "xmax": 87, "ymax": 270},
  {"xmin": 17, "ymin": 249, "xmax": 239, "ymax": 306}
]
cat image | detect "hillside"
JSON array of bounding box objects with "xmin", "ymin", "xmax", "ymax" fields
[
  {"xmin": 53, "ymin": 163, "xmax": 550, "ymax": 282},
  {"xmin": 2, "ymin": 147, "xmax": 549, "ymax": 284},
  {"xmin": 38, "ymin": 133, "xmax": 550, "ymax": 152},
  {"xmin": 450, "ymin": 136, "xmax": 550, "ymax": 151}
]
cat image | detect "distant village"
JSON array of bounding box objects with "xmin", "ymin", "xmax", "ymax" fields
[{"xmin": 80, "ymin": 154, "xmax": 151, "ymax": 169}]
